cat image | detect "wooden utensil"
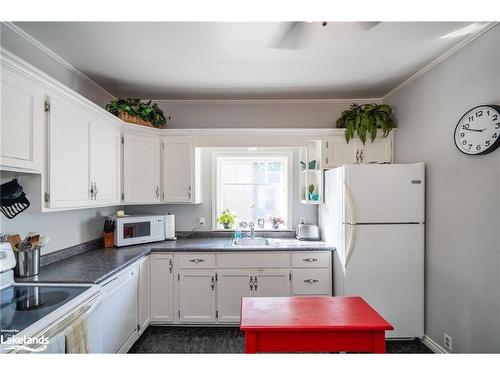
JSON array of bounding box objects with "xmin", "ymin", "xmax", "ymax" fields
[
  {"xmin": 7, "ymin": 234, "xmax": 21, "ymax": 251},
  {"xmin": 29, "ymin": 234, "xmax": 40, "ymax": 250}
]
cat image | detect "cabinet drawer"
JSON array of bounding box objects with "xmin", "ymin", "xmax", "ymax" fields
[
  {"xmin": 292, "ymin": 252, "xmax": 331, "ymax": 268},
  {"xmin": 177, "ymin": 253, "xmax": 215, "ymax": 268},
  {"xmin": 217, "ymin": 252, "xmax": 290, "ymax": 269},
  {"xmin": 292, "ymin": 269, "xmax": 331, "ymax": 295}
]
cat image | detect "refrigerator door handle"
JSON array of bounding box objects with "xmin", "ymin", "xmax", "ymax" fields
[
  {"xmin": 344, "ymin": 180, "xmax": 357, "ymax": 224},
  {"xmin": 344, "ymin": 180, "xmax": 357, "ymax": 266},
  {"xmin": 345, "ymin": 223, "xmax": 356, "ymax": 266}
]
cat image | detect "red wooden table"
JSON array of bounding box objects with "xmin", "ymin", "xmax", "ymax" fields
[{"xmin": 240, "ymin": 296, "xmax": 393, "ymax": 353}]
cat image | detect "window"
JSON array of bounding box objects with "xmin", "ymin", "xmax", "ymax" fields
[{"xmin": 214, "ymin": 153, "xmax": 291, "ymax": 230}]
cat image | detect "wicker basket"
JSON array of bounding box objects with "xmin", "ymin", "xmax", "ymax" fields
[{"xmin": 118, "ymin": 111, "xmax": 154, "ymax": 128}]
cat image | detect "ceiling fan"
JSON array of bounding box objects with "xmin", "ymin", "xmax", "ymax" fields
[{"xmin": 270, "ymin": 21, "xmax": 381, "ymax": 49}]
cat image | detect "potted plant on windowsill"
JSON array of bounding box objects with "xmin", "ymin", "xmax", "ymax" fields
[
  {"xmin": 105, "ymin": 98, "xmax": 169, "ymax": 128},
  {"xmin": 217, "ymin": 209, "xmax": 237, "ymax": 230},
  {"xmin": 336, "ymin": 103, "xmax": 394, "ymax": 144}
]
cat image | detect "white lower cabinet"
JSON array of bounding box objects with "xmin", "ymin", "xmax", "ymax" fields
[
  {"xmin": 137, "ymin": 255, "xmax": 151, "ymax": 335},
  {"xmin": 150, "ymin": 253, "xmax": 174, "ymax": 322},
  {"xmin": 253, "ymin": 269, "xmax": 291, "ymax": 297},
  {"xmin": 146, "ymin": 251, "xmax": 332, "ymax": 326},
  {"xmin": 217, "ymin": 268, "xmax": 291, "ymax": 323},
  {"xmin": 177, "ymin": 270, "xmax": 216, "ymax": 323},
  {"xmin": 291, "ymin": 268, "xmax": 331, "ymax": 295},
  {"xmin": 217, "ymin": 269, "xmax": 254, "ymax": 323}
]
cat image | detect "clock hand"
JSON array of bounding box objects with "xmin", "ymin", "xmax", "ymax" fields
[{"xmin": 464, "ymin": 128, "xmax": 486, "ymax": 132}]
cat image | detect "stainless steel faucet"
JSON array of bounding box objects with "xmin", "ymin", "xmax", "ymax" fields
[{"xmin": 249, "ymin": 222, "xmax": 255, "ymax": 238}]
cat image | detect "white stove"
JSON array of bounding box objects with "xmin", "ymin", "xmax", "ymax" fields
[{"xmin": 0, "ymin": 243, "xmax": 101, "ymax": 353}]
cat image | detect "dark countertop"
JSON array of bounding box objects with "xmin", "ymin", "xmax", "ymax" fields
[{"xmin": 16, "ymin": 238, "xmax": 335, "ymax": 285}]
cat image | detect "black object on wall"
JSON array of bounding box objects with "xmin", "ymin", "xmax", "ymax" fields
[{"xmin": 0, "ymin": 178, "xmax": 30, "ymax": 219}]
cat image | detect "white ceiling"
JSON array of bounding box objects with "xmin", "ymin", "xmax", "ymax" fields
[{"xmin": 14, "ymin": 22, "xmax": 491, "ymax": 99}]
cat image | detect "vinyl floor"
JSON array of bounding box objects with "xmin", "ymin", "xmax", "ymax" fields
[{"xmin": 129, "ymin": 326, "xmax": 433, "ymax": 354}]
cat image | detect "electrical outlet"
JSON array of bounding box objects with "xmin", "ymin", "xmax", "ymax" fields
[
  {"xmin": 443, "ymin": 333, "xmax": 453, "ymax": 352},
  {"xmin": 198, "ymin": 217, "xmax": 206, "ymax": 226}
]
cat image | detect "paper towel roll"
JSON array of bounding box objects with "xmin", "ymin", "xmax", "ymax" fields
[{"xmin": 165, "ymin": 214, "xmax": 176, "ymax": 240}]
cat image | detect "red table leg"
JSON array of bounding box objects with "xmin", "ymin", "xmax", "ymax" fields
[
  {"xmin": 245, "ymin": 331, "xmax": 257, "ymax": 354},
  {"xmin": 372, "ymin": 331, "xmax": 386, "ymax": 353}
]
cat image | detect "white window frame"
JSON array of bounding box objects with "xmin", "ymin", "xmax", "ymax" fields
[{"xmin": 212, "ymin": 150, "xmax": 293, "ymax": 231}]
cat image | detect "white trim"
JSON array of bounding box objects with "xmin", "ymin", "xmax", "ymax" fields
[
  {"xmin": 383, "ymin": 22, "xmax": 498, "ymax": 100},
  {"xmin": 211, "ymin": 150, "xmax": 294, "ymax": 231},
  {"xmin": 0, "ymin": 47, "xmax": 121, "ymax": 127},
  {"xmin": 421, "ymin": 335, "xmax": 449, "ymax": 354},
  {"xmin": 2, "ymin": 22, "xmax": 116, "ymax": 101},
  {"xmin": 150, "ymin": 98, "xmax": 382, "ymax": 104}
]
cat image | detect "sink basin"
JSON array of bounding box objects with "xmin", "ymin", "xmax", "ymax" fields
[{"xmin": 232, "ymin": 238, "xmax": 271, "ymax": 247}]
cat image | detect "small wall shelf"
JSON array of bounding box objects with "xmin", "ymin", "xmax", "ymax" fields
[{"xmin": 299, "ymin": 140, "xmax": 323, "ymax": 205}]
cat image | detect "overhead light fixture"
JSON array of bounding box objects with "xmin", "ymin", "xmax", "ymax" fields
[{"xmin": 440, "ymin": 23, "xmax": 485, "ymax": 39}]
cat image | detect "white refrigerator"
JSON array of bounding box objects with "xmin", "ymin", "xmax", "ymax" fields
[{"xmin": 319, "ymin": 163, "xmax": 425, "ymax": 338}]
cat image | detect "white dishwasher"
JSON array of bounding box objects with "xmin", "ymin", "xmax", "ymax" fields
[{"xmin": 97, "ymin": 262, "xmax": 139, "ymax": 353}]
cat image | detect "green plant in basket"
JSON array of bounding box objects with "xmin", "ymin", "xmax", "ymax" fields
[
  {"xmin": 336, "ymin": 103, "xmax": 394, "ymax": 144},
  {"xmin": 106, "ymin": 98, "xmax": 168, "ymax": 128}
]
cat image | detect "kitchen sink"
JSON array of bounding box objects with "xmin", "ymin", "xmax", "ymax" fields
[{"xmin": 231, "ymin": 238, "xmax": 271, "ymax": 247}]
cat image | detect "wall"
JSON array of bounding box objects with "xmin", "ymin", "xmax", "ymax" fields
[
  {"xmin": 0, "ymin": 23, "xmax": 114, "ymax": 107},
  {"xmin": 383, "ymin": 25, "xmax": 500, "ymax": 353},
  {"xmin": 0, "ymin": 204, "xmax": 120, "ymax": 255},
  {"xmin": 126, "ymin": 147, "xmax": 317, "ymax": 230},
  {"xmin": 155, "ymin": 99, "xmax": 380, "ymax": 128}
]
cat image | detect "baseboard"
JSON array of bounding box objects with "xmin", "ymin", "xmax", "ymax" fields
[{"xmin": 421, "ymin": 335, "xmax": 449, "ymax": 353}]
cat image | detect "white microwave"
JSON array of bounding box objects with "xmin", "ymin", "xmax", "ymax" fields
[{"xmin": 112, "ymin": 215, "xmax": 166, "ymax": 247}]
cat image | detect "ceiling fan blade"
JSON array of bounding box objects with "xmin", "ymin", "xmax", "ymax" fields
[
  {"xmin": 358, "ymin": 22, "xmax": 381, "ymax": 31},
  {"xmin": 269, "ymin": 22, "xmax": 308, "ymax": 50}
]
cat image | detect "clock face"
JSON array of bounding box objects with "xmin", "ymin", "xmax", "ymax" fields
[{"xmin": 454, "ymin": 105, "xmax": 500, "ymax": 155}]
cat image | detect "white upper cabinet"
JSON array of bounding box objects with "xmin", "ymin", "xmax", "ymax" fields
[
  {"xmin": 47, "ymin": 95, "xmax": 91, "ymax": 208},
  {"xmin": 323, "ymin": 132, "xmax": 393, "ymax": 168},
  {"xmin": 89, "ymin": 117, "xmax": 121, "ymax": 205},
  {"xmin": 46, "ymin": 96, "xmax": 121, "ymax": 209},
  {"xmin": 0, "ymin": 67, "xmax": 44, "ymax": 173},
  {"xmin": 161, "ymin": 136, "xmax": 202, "ymax": 204},
  {"xmin": 123, "ymin": 132, "xmax": 161, "ymax": 204},
  {"xmin": 362, "ymin": 136, "xmax": 393, "ymax": 164}
]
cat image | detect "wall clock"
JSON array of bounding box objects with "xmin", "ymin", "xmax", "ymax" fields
[{"xmin": 454, "ymin": 104, "xmax": 500, "ymax": 155}]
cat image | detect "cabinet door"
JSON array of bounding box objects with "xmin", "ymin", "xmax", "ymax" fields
[
  {"xmin": 162, "ymin": 137, "xmax": 193, "ymax": 203},
  {"xmin": 253, "ymin": 269, "xmax": 291, "ymax": 297},
  {"xmin": 123, "ymin": 133, "xmax": 160, "ymax": 204},
  {"xmin": 324, "ymin": 136, "xmax": 359, "ymax": 167},
  {"xmin": 0, "ymin": 68, "xmax": 44, "ymax": 172},
  {"xmin": 361, "ymin": 136, "xmax": 392, "ymax": 164},
  {"xmin": 150, "ymin": 254, "xmax": 174, "ymax": 322},
  {"xmin": 178, "ymin": 270, "xmax": 216, "ymax": 323},
  {"xmin": 89, "ymin": 118, "xmax": 121, "ymax": 205},
  {"xmin": 217, "ymin": 270, "xmax": 253, "ymax": 323},
  {"xmin": 138, "ymin": 256, "xmax": 151, "ymax": 335},
  {"xmin": 47, "ymin": 95, "xmax": 91, "ymax": 208}
]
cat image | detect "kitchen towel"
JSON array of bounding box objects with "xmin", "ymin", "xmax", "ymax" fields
[{"xmin": 64, "ymin": 317, "xmax": 89, "ymax": 353}]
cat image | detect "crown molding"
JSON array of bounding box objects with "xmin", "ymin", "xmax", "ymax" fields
[
  {"xmin": 1, "ymin": 46, "xmax": 122, "ymax": 126},
  {"xmin": 149, "ymin": 98, "xmax": 383, "ymax": 104},
  {"xmin": 382, "ymin": 22, "xmax": 498, "ymax": 100},
  {"xmin": 1, "ymin": 22, "xmax": 116, "ymax": 101}
]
